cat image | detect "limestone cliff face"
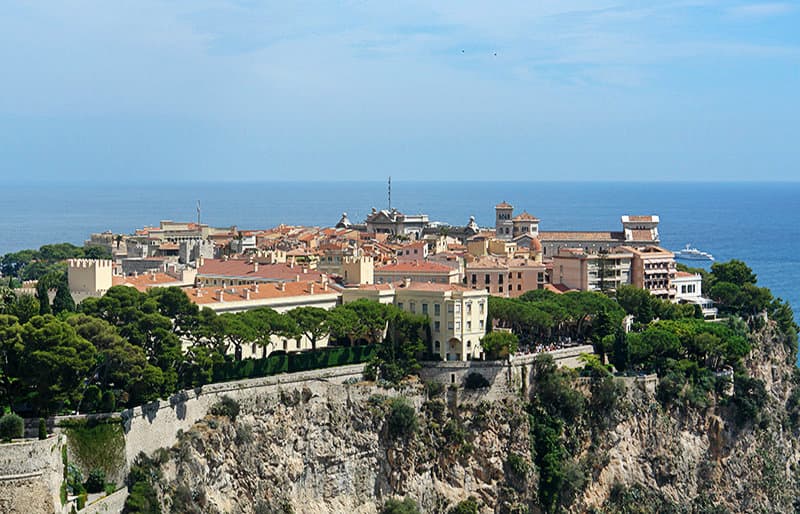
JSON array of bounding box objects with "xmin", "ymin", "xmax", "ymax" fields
[{"xmin": 152, "ymin": 324, "xmax": 800, "ymax": 513}]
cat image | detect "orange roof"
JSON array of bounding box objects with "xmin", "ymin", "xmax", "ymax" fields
[
  {"xmin": 512, "ymin": 211, "xmax": 539, "ymax": 222},
  {"xmin": 495, "ymin": 201, "xmax": 513, "ymax": 209},
  {"xmin": 376, "ymin": 261, "xmax": 454, "ymax": 274},
  {"xmin": 113, "ymin": 273, "xmax": 183, "ymax": 292},
  {"xmin": 544, "ymin": 284, "xmax": 571, "ymax": 294},
  {"xmin": 197, "ymin": 259, "xmax": 323, "ymax": 281},
  {"xmin": 674, "ymin": 271, "xmax": 698, "ymax": 278},
  {"xmin": 395, "ymin": 281, "xmax": 472, "ymax": 292},
  {"xmin": 187, "ymin": 280, "xmax": 334, "ymax": 305},
  {"xmin": 627, "ymin": 215, "xmax": 655, "ymax": 222}
]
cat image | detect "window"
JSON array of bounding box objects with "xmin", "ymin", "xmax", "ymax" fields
[
  {"xmin": 485, "ymin": 274, "xmax": 491, "ymax": 284},
  {"xmin": 435, "ymin": 341, "xmax": 440, "ymax": 350},
  {"xmin": 467, "ymin": 340, "xmax": 472, "ymax": 348},
  {"xmin": 498, "ymin": 274, "xmax": 503, "ymax": 285},
  {"xmin": 434, "ymin": 303, "xmax": 441, "ymax": 316},
  {"xmin": 410, "ymin": 302, "xmax": 416, "ymax": 314},
  {"xmin": 518, "ymin": 272, "xmax": 522, "ymax": 279},
  {"xmin": 466, "ymin": 302, "xmax": 472, "ymax": 314},
  {"xmin": 467, "ymin": 320, "xmax": 471, "ymax": 330},
  {"xmin": 455, "ymin": 322, "xmax": 461, "ymax": 331},
  {"xmin": 397, "ymin": 302, "xmax": 403, "ymax": 310},
  {"xmin": 479, "ymin": 320, "xmax": 484, "ymax": 329},
  {"xmin": 296, "ymin": 340, "xmax": 301, "ymax": 349},
  {"xmin": 479, "ymin": 302, "xmax": 484, "ymax": 314},
  {"xmin": 448, "ymin": 322, "xmax": 454, "ymax": 330},
  {"xmin": 471, "ymin": 274, "xmax": 477, "ymax": 284},
  {"xmin": 435, "ymin": 321, "xmax": 441, "ymax": 332},
  {"xmin": 517, "ymin": 284, "xmax": 522, "ymax": 291},
  {"xmin": 422, "ymin": 303, "xmax": 428, "ymax": 315},
  {"xmin": 499, "ymin": 286, "xmax": 503, "ymax": 292}
]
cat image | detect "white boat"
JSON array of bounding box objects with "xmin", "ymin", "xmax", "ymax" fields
[{"xmin": 674, "ymin": 244, "xmax": 714, "ymax": 262}]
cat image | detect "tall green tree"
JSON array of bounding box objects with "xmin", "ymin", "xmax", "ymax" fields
[
  {"xmin": 20, "ymin": 315, "xmax": 97, "ymax": 414},
  {"xmin": 36, "ymin": 281, "xmax": 51, "ymax": 315},
  {"xmin": 287, "ymin": 307, "xmax": 330, "ymax": 350}
]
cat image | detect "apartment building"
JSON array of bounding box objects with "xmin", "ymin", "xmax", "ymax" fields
[{"xmin": 551, "ymin": 248, "xmax": 633, "ymax": 293}]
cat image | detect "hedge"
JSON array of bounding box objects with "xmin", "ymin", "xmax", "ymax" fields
[{"xmin": 212, "ymin": 345, "xmax": 376, "ymax": 382}]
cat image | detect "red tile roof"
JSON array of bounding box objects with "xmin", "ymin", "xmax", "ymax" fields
[
  {"xmin": 187, "ymin": 280, "xmax": 334, "ymax": 305},
  {"xmin": 197, "ymin": 259, "xmax": 323, "ymax": 281},
  {"xmin": 630, "ymin": 229, "xmax": 655, "ymax": 241},
  {"xmin": 112, "ymin": 273, "xmax": 184, "ymax": 292},
  {"xmin": 512, "ymin": 211, "xmax": 539, "ymax": 222},
  {"xmin": 495, "ymin": 201, "xmax": 513, "ymax": 209},
  {"xmin": 376, "ymin": 261, "xmax": 454, "ymax": 273}
]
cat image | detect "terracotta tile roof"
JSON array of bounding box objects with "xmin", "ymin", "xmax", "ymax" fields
[
  {"xmin": 495, "ymin": 201, "xmax": 513, "ymax": 209},
  {"xmin": 545, "ymin": 284, "xmax": 571, "ymax": 294},
  {"xmin": 113, "ymin": 273, "xmax": 184, "ymax": 292},
  {"xmin": 539, "ymin": 231, "xmax": 623, "ymax": 242},
  {"xmin": 395, "ymin": 281, "xmax": 472, "ymax": 292},
  {"xmin": 197, "ymin": 259, "xmax": 323, "ymax": 281},
  {"xmin": 512, "ymin": 211, "xmax": 539, "ymax": 222},
  {"xmin": 187, "ymin": 280, "xmax": 334, "ymax": 305},
  {"xmin": 376, "ymin": 262, "xmax": 454, "ymax": 274},
  {"xmin": 674, "ymin": 271, "xmax": 698, "ymax": 278},
  {"xmin": 627, "ymin": 215, "xmax": 655, "ymax": 222}
]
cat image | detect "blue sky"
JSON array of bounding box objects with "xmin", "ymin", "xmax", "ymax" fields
[{"xmin": 1, "ymin": 1, "xmax": 798, "ymax": 182}]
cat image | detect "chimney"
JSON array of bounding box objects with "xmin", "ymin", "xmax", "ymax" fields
[
  {"xmin": 217, "ymin": 290, "xmax": 224, "ymax": 302},
  {"xmin": 279, "ymin": 282, "xmax": 285, "ymax": 292},
  {"xmin": 403, "ymin": 277, "xmax": 412, "ymax": 288},
  {"xmin": 296, "ymin": 275, "xmax": 301, "ymax": 282},
  {"xmin": 303, "ymin": 267, "xmax": 308, "ymax": 274},
  {"xmin": 245, "ymin": 289, "xmax": 251, "ymax": 300},
  {"xmin": 198, "ymin": 256, "xmax": 205, "ymax": 267},
  {"xmin": 323, "ymin": 282, "xmax": 328, "ymax": 291},
  {"xmin": 309, "ymin": 283, "xmax": 315, "ymax": 294},
  {"xmin": 254, "ymin": 283, "xmax": 260, "ymax": 293},
  {"xmin": 254, "ymin": 262, "xmax": 259, "ymax": 272},
  {"xmin": 133, "ymin": 271, "xmax": 138, "ymax": 278},
  {"xmin": 151, "ymin": 270, "xmax": 156, "ymax": 281}
]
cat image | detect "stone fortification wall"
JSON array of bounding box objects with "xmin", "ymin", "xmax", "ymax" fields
[
  {"xmin": 121, "ymin": 363, "xmax": 366, "ymax": 465},
  {"xmin": 0, "ymin": 434, "xmax": 66, "ymax": 514},
  {"xmin": 419, "ymin": 345, "xmax": 595, "ymax": 399}
]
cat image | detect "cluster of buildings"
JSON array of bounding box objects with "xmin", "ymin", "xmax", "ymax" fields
[{"xmin": 70, "ymin": 201, "xmax": 716, "ymax": 362}]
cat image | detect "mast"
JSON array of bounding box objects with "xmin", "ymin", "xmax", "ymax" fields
[
  {"xmin": 388, "ymin": 176, "xmax": 392, "ymax": 210},
  {"xmin": 197, "ymin": 200, "xmax": 201, "ymax": 225}
]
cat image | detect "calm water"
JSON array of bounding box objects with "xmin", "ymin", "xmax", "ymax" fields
[{"xmin": 3, "ymin": 181, "xmax": 799, "ymax": 316}]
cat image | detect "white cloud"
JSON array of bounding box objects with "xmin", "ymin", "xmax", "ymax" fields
[{"xmin": 726, "ymin": 2, "xmax": 794, "ymax": 19}]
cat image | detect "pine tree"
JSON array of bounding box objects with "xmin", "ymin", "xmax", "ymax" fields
[
  {"xmin": 52, "ymin": 281, "xmax": 75, "ymax": 314},
  {"xmin": 36, "ymin": 281, "xmax": 51, "ymax": 315}
]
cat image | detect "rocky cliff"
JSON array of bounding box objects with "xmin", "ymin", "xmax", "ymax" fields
[{"xmin": 142, "ymin": 322, "xmax": 800, "ymax": 513}]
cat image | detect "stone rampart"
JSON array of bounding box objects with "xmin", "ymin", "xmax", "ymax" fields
[
  {"xmin": 121, "ymin": 363, "xmax": 366, "ymax": 465},
  {"xmin": 0, "ymin": 434, "xmax": 66, "ymax": 514}
]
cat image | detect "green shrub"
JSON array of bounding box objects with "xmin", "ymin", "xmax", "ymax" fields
[
  {"xmin": 424, "ymin": 380, "xmax": 445, "ymax": 398},
  {"xmin": 209, "ymin": 396, "xmax": 240, "ymax": 422},
  {"xmin": 0, "ymin": 413, "xmax": 24, "ymax": 441},
  {"xmin": 76, "ymin": 492, "xmax": 87, "ymax": 510},
  {"xmin": 386, "ymin": 397, "xmax": 418, "ymax": 439},
  {"xmin": 82, "ymin": 385, "xmax": 102, "ymax": 413},
  {"xmin": 38, "ymin": 417, "xmax": 47, "ymax": 440},
  {"xmin": 448, "ymin": 497, "xmax": 479, "ymax": 514},
  {"xmin": 507, "ymin": 452, "xmax": 529, "ymax": 476},
  {"xmin": 85, "ymin": 468, "xmax": 106, "ymax": 493},
  {"xmin": 104, "ymin": 482, "xmax": 117, "ymax": 495},
  {"xmin": 464, "ymin": 372, "xmax": 490, "ymax": 390},
  {"xmin": 100, "ymin": 391, "xmax": 116, "ymax": 413},
  {"xmin": 381, "ymin": 497, "xmax": 421, "ymax": 514},
  {"xmin": 60, "ymin": 482, "xmax": 67, "ymax": 505}
]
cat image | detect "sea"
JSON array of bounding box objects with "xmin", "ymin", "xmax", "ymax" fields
[{"xmin": 2, "ymin": 180, "xmax": 799, "ymax": 319}]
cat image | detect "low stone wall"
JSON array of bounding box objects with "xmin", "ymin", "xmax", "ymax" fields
[
  {"xmin": 0, "ymin": 434, "xmax": 66, "ymax": 514},
  {"xmin": 82, "ymin": 488, "xmax": 128, "ymax": 514}
]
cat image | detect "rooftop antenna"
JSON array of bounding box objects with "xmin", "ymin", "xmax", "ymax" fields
[
  {"xmin": 197, "ymin": 200, "xmax": 201, "ymax": 225},
  {"xmin": 388, "ymin": 176, "xmax": 392, "ymax": 210}
]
